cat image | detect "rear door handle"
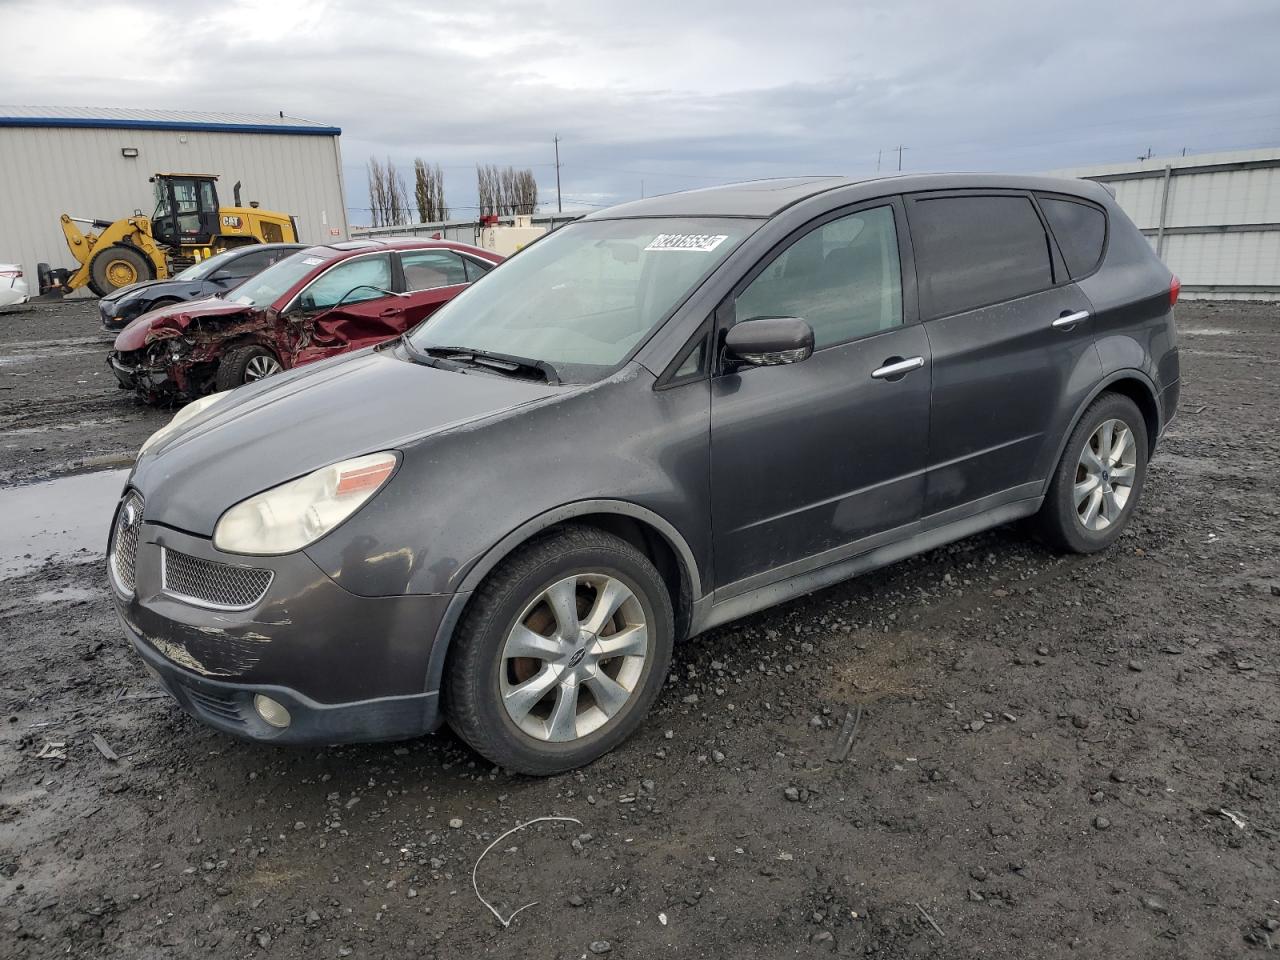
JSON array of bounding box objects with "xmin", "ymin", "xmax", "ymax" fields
[
  {"xmin": 871, "ymin": 356, "xmax": 925, "ymax": 380},
  {"xmin": 1052, "ymin": 310, "xmax": 1090, "ymax": 329}
]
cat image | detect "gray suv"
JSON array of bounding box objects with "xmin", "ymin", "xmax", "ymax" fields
[{"xmin": 110, "ymin": 174, "xmax": 1180, "ymax": 774}]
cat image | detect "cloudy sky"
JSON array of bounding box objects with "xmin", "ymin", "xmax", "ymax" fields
[{"xmin": 3, "ymin": 0, "xmax": 1278, "ymax": 224}]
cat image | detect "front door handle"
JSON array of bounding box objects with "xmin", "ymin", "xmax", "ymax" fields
[
  {"xmin": 380, "ymin": 306, "xmax": 401, "ymax": 317},
  {"xmin": 1052, "ymin": 310, "xmax": 1091, "ymax": 329},
  {"xmin": 871, "ymin": 356, "xmax": 925, "ymax": 380}
]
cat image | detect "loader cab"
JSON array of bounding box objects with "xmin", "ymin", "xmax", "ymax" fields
[{"xmin": 150, "ymin": 174, "xmax": 220, "ymax": 248}]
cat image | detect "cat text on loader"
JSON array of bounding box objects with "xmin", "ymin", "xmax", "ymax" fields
[{"xmin": 40, "ymin": 174, "xmax": 299, "ymax": 297}]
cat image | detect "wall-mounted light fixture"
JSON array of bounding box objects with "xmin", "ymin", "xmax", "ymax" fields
[{"xmin": 121, "ymin": 147, "xmax": 139, "ymax": 158}]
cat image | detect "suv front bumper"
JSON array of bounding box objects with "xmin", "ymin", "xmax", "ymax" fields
[{"xmin": 113, "ymin": 510, "xmax": 452, "ymax": 744}]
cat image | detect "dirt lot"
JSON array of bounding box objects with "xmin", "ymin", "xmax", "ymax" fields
[{"xmin": 1, "ymin": 297, "xmax": 1278, "ymax": 959}]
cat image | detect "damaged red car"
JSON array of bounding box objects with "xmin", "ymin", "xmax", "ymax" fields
[{"xmin": 108, "ymin": 239, "xmax": 503, "ymax": 402}]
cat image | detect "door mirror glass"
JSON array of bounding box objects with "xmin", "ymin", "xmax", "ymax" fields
[{"xmin": 724, "ymin": 316, "xmax": 814, "ymax": 367}]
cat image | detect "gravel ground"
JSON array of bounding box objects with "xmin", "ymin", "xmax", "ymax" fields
[{"xmin": 1, "ymin": 298, "xmax": 1278, "ymax": 959}]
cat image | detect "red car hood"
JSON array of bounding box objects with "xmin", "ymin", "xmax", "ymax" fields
[{"xmin": 113, "ymin": 297, "xmax": 258, "ymax": 350}]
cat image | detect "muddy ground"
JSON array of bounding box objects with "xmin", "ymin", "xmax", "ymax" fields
[{"xmin": 1, "ymin": 298, "xmax": 1278, "ymax": 959}]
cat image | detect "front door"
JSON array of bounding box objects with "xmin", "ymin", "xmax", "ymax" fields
[
  {"xmin": 287, "ymin": 253, "xmax": 396, "ymax": 366},
  {"xmin": 709, "ymin": 201, "xmax": 932, "ymax": 593}
]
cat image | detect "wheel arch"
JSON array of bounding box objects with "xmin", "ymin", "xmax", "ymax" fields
[
  {"xmin": 1043, "ymin": 370, "xmax": 1161, "ymax": 496},
  {"xmin": 425, "ymin": 500, "xmax": 704, "ymax": 702}
]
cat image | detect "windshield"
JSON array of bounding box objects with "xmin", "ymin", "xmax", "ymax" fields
[
  {"xmin": 172, "ymin": 248, "xmax": 240, "ymax": 281},
  {"xmin": 408, "ymin": 217, "xmax": 757, "ymax": 382},
  {"xmin": 227, "ymin": 249, "xmax": 327, "ymax": 308}
]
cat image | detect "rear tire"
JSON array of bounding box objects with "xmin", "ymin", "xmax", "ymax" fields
[
  {"xmin": 1034, "ymin": 392, "xmax": 1148, "ymax": 554},
  {"xmin": 89, "ymin": 245, "xmax": 154, "ymax": 297},
  {"xmin": 215, "ymin": 344, "xmax": 283, "ymax": 391},
  {"xmin": 444, "ymin": 525, "xmax": 674, "ymax": 775}
]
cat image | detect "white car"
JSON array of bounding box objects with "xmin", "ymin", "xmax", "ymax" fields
[{"xmin": 0, "ymin": 263, "xmax": 28, "ymax": 308}]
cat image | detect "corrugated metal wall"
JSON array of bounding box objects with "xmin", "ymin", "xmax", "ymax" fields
[
  {"xmin": 1050, "ymin": 147, "xmax": 1280, "ymax": 300},
  {"xmin": 0, "ymin": 125, "xmax": 348, "ymax": 292}
]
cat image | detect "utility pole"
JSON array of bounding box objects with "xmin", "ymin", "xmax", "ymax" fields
[
  {"xmin": 876, "ymin": 149, "xmax": 882, "ymax": 172},
  {"xmin": 641, "ymin": 179, "xmax": 645, "ymax": 199},
  {"xmin": 895, "ymin": 145, "xmax": 908, "ymax": 171},
  {"xmin": 554, "ymin": 135, "xmax": 562, "ymax": 213}
]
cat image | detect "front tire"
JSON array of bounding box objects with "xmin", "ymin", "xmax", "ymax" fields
[
  {"xmin": 444, "ymin": 525, "xmax": 674, "ymax": 775},
  {"xmin": 215, "ymin": 344, "xmax": 283, "ymax": 391},
  {"xmin": 1034, "ymin": 392, "xmax": 1149, "ymax": 554},
  {"xmin": 89, "ymin": 245, "xmax": 154, "ymax": 296}
]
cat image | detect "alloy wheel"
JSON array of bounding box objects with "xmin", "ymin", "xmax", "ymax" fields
[
  {"xmin": 1074, "ymin": 418, "xmax": 1137, "ymax": 531},
  {"xmin": 244, "ymin": 354, "xmax": 283, "ymax": 381},
  {"xmin": 499, "ymin": 573, "xmax": 648, "ymax": 742}
]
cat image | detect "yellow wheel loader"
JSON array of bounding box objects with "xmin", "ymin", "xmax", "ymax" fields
[{"xmin": 40, "ymin": 174, "xmax": 299, "ymax": 297}]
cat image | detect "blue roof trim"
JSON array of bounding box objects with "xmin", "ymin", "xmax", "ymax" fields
[{"xmin": 0, "ymin": 117, "xmax": 341, "ymax": 136}]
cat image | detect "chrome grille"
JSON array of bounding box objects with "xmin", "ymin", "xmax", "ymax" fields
[
  {"xmin": 109, "ymin": 491, "xmax": 144, "ymax": 596},
  {"xmin": 161, "ymin": 548, "xmax": 273, "ymax": 610}
]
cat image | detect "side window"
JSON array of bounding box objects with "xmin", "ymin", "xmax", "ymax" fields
[
  {"xmin": 1038, "ymin": 196, "xmax": 1106, "ymax": 277},
  {"xmin": 229, "ymin": 249, "xmax": 274, "ymax": 277},
  {"xmin": 909, "ymin": 195, "xmax": 1054, "ymax": 318},
  {"xmin": 735, "ymin": 205, "xmax": 902, "ymax": 349},
  {"xmin": 463, "ymin": 256, "xmax": 493, "ymax": 282},
  {"xmin": 301, "ymin": 255, "xmax": 392, "ymax": 309},
  {"xmin": 401, "ymin": 250, "xmax": 468, "ymax": 291}
]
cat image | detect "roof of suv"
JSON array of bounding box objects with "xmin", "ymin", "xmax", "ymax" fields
[{"xmin": 585, "ymin": 173, "xmax": 1107, "ymax": 220}]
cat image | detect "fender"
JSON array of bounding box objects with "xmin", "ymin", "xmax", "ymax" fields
[
  {"xmin": 1039, "ymin": 368, "xmax": 1160, "ymax": 495},
  {"xmin": 454, "ymin": 498, "xmax": 704, "ymax": 597},
  {"xmin": 423, "ymin": 499, "xmax": 705, "ymax": 704}
]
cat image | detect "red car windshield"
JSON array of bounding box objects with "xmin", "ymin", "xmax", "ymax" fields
[{"xmin": 227, "ymin": 249, "xmax": 330, "ymax": 308}]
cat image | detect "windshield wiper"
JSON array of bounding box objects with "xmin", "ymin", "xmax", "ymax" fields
[{"xmin": 419, "ymin": 345, "xmax": 560, "ymax": 384}]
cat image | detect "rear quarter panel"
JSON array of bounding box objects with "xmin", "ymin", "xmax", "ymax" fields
[{"xmin": 1077, "ymin": 191, "xmax": 1179, "ymax": 424}]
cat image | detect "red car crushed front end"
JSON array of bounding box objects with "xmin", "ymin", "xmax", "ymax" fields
[{"xmin": 107, "ymin": 239, "xmax": 503, "ymax": 404}]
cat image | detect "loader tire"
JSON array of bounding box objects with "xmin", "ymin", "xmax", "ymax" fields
[{"xmin": 89, "ymin": 245, "xmax": 154, "ymax": 297}]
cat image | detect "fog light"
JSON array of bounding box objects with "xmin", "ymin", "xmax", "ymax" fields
[{"xmin": 253, "ymin": 694, "xmax": 291, "ymax": 728}]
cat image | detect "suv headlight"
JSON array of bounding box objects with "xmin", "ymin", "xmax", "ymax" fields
[
  {"xmin": 139, "ymin": 390, "xmax": 230, "ymax": 456},
  {"xmin": 213, "ymin": 452, "xmax": 398, "ymax": 555}
]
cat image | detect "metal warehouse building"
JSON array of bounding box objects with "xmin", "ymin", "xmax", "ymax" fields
[
  {"xmin": 0, "ymin": 106, "xmax": 349, "ymax": 293},
  {"xmin": 1050, "ymin": 147, "xmax": 1280, "ymax": 300}
]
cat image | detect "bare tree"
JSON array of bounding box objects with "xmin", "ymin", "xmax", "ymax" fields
[
  {"xmin": 414, "ymin": 159, "xmax": 448, "ymax": 223},
  {"xmin": 385, "ymin": 159, "xmax": 411, "ymax": 226},
  {"xmin": 367, "ymin": 156, "xmax": 389, "ymax": 227},
  {"xmin": 477, "ymin": 164, "xmax": 537, "ymax": 217},
  {"xmin": 368, "ymin": 156, "xmax": 413, "ymax": 227}
]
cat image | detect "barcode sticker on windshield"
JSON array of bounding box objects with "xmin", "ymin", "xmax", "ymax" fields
[{"xmin": 645, "ymin": 234, "xmax": 729, "ymax": 253}]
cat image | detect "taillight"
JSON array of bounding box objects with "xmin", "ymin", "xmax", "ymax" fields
[{"xmin": 1169, "ymin": 275, "xmax": 1181, "ymax": 306}]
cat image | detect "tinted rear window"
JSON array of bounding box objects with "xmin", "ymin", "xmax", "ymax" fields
[
  {"xmin": 909, "ymin": 195, "xmax": 1054, "ymax": 318},
  {"xmin": 1039, "ymin": 196, "xmax": 1107, "ymax": 277}
]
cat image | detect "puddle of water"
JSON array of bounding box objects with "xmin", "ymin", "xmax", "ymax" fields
[{"xmin": 0, "ymin": 469, "xmax": 129, "ymax": 580}]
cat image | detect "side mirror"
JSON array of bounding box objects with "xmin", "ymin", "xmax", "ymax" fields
[
  {"xmin": 298, "ymin": 292, "xmax": 317, "ymax": 312},
  {"xmin": 724, "ymin": 316, "xmax": 814, "ymax": 368}
]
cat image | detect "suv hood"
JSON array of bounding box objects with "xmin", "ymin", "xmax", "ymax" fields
[
  {"xmin": 129, "ymin": 345, "xmax": 562, "ymax": 536},
  {"xmin": 113, "ymin": 297, "xmax": 254, "ymax": 350}
]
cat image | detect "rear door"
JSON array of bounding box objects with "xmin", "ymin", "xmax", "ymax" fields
[
  {"xmin": 905, "ymin": 191, "xmax": 1100, "ymax": 517},
  {"xmin": 395, "ymin": 249, "xmax": 472, "ymax": 326},
  {"xmin": 709, "ymin": 200, "xmax": 932, "ymax": 593}
]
